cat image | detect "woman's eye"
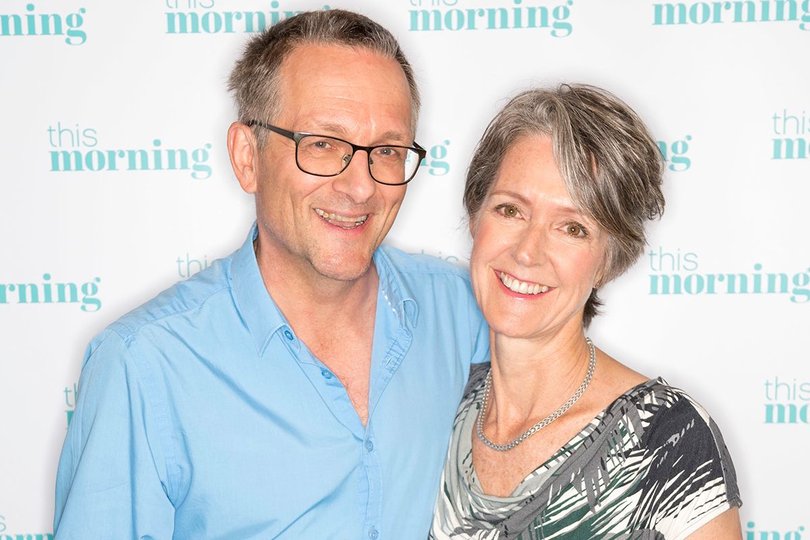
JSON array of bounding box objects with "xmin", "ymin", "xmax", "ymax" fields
[
  {"xmin": 565, "ymin": 223, "xmax": 588, "ymax": 237},
  {"xmin": 495, "ymin": 204, "xmax": 520, "ymax": 218}
]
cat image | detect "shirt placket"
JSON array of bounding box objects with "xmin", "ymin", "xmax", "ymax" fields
[{"xmin": 361, "ymin": 286, "xmax": 413, "ymax": 540}]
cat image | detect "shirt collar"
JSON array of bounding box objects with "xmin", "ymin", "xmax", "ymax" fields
[
  {"xmin": 374, "ymin": 246, "xmax": 419, "ymax": 330},
  {"xmin": 230, "ymin": 225, "xmax": 420, "ymax": 355},
  {"xmin": 229, "ymin": 224, "xmax": 293, "ymax": 355}
]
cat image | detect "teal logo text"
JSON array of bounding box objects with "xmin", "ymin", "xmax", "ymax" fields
[
  {"xmin": 165, "ymin": 0, "xmax": 330, "ymax": 34},
  {"xmin": 657, "ymin": 135, "xmax": 692, "ymax": 172},
  {"xmin": 0, "ymin": 3, "xmax": 86, "ymax": 45},
  {"xmin": 745, "ymin": 520, "xmax": 807, "ymax": 539},
  {"xmin": 48, "ymin": 122, "xmax": 213, "ymax": 179},
  {"xmin": 0, "ymin": 274, "xmax": 102, "ymax": 312},
  {"xmin": 771, "ymin": 109, "xmax": 810, "ymax": 160},
  {"xmin": 653, "ymin": 1, "xmax": 810, "ymax": 31},
  {"xmin": 764, "ymin": 377, "xmax": 810, "ymax": 425},
  {"xmin": 419, "ymin": 139, "xmax": 451, "ymax": 176},
  {"xmin": 409, "ymin": 0, "xmax": 574, "ymax": 37},
  {"xmin": 648, "ymin": 247, "xmax": 810, "ymax": 303}
]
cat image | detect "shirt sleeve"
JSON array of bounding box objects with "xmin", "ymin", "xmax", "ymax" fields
[
  {"xmin": 639, "ymin": 392, "xmax": 742, "ymax": 540},
  {"xmin": 465, "ymin": 279, "xmax": 490, "ymax": 366},
  {"xmin": 54, "ymin": 330, "xmax": 176, "ymax": 539},
  {"xmin": 469, "ymin": 312, "xmax": 490, "ymax": 365}
]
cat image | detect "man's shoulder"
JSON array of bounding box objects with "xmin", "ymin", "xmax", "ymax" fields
[{"xmin": 104, "ymin": 256, "xmax": 233, "ymax": 344}]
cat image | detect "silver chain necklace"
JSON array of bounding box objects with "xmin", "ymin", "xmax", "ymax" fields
[{"xmin": 476, "ymin": 337, "xmax": 596, "ymax": 452}]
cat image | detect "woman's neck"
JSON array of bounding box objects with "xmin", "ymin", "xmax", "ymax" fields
[{"xmin": 487, "ymin": 326, "xmax": 594, "ymax": 427}]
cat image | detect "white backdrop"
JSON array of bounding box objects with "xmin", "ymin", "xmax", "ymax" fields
[{"xmin": 1, "ymin": 1, "xmax": 808, "ymax": 538}]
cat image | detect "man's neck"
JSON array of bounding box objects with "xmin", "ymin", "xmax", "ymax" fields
[
  {"xmin": 253, "ymin": 238, "xmax": 379, "ymax": 330},
  {"xmin": 253, "ymin": 237, "xmax": 379, "ymax": 424}
]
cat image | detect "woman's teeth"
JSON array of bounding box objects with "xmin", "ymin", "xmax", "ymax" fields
[{"xmin": 499, "ymin": 272, "xmax": 549, "ymax": 295}]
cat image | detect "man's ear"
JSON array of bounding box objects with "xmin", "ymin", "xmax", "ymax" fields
[{"xmin": 227, "ymin": 121, "xmax": 259, "ymax": 194}]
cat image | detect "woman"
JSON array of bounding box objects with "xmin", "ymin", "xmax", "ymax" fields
[{"xmin": 430, "ymin": 85, "xmax": 742, "ymax": 539}]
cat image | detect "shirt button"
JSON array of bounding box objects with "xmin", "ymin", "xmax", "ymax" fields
[
  {"xmin": 321, "ymin": 369, "xmax": 333, "ymax": 379},
  {"xmin": 368, "ymin": 527, "xmax": 379, "ymax": 540},
  {"xmin": 283, "ymin": 329, "xmax": 294, "ymax": 341},
  {"xmin": 365, "ymin": 439, "xmax": 374, "ymax": 452}
]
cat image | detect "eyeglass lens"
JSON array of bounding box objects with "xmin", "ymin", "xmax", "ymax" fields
[{"xmin": 296, "ymin": 135, "xmax": 420, "ymax": 185}]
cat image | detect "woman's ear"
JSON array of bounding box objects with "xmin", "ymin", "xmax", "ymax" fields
[
  {"xmin": 594, "ymin": 243, "xmax": 611, "ymax": 289},
  {"xmin": 468, "ymin": 210, "xmax": 481, "ymax": 238}
]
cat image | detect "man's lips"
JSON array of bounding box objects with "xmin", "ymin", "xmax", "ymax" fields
[
  {"xmin": 314, "ymin": 208, "xmax": 369, "ymax": 229},
  {"xmin": 498, "ymin": 271, "xmax": 550, "ymax": 295}
]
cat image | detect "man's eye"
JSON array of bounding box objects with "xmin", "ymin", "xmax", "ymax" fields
[
  {"xmin": 312, "ymin": 140, "xmax": 332, "ymax": 150},
  {"xmin": 373, "ymin": 147, "xmax": 403, "ymax": 160},
  {"xmin": 302, "ymin": 137, "xmax": 338, "ymax": 152},
  {"xmin": 495, "ymin": 204, "xmax": 520, "ymax": 218}
]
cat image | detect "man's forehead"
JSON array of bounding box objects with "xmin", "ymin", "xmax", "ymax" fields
[
  {"xmin": 272, "ymin": 42, "xmax": 414, "ymax": 139},
  {"xmin": 281, "ymin": 41, "xmax": 399, "ymax": 74},
  {"xmin": 303, "ymin": 121, "xmax": 410, "ymax": 143}
]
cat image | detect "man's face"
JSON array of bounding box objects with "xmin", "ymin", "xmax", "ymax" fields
[{"xmin": 252, "ymin": 43, "xmax": 413, "ymax": 283}]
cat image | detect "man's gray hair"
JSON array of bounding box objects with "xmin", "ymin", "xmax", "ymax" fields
[
  {"xmin": 228, "ymin": 9, "xmax": 420, "ymax": 146},
  {"xmin": 464, "ymin": 84, "xmax": 665, "ymax": 326}
]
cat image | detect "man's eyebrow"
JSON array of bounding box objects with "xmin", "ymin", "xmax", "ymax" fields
[
  {"xmin": 306, "ymin": 123, "xmax": 410, "ymax": 144},
  {"xmin": 376, "ymin": 130, "xmax": 410, "ymax": 144},
  {"xmin": 308, "ymin": 122, "xmax": 348, "ymax": 136}
]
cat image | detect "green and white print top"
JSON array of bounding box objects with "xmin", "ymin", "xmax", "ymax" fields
[{"xmin": 430, "ymin": 364, "xmax": 742, "ymax": 540}]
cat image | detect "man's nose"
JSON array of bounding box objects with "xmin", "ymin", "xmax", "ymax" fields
[{"xmin": 331, "ymin": 150, "xmax": 376, "ymax": 203}]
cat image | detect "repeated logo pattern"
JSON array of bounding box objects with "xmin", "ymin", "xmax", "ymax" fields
[
  {"xmin": 0, "ymin": 3, "xmax": 87, "ymax": 45},
  {"xmin": 408, "ymin": 0, "xmax": 574, "ymax": 35},
  {"xmin": 653, "ymin": 1, "xmax": 810, "ymax": 30}
]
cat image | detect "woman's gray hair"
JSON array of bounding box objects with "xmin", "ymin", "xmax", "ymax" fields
[
  {"xmin": 228, "ymin": 9, "xmax": 420, "ymax": 146},
  {"xmin": 464, "ymin": 84, "xmax": 665, "ymax": 326}
]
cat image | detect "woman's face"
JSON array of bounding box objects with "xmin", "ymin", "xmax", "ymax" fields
[{"xmin": 470, "ymin": 134, "xmax": 608, "ymax": 341}]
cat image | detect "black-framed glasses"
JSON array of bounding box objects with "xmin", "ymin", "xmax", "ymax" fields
[{"xmin": 247, "ymin": 120, "xmax": 427, "ymax": 186}]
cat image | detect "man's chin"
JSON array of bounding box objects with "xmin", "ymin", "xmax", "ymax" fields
[{"xmin": 312, "ymin": 254, "xmax": 375, "ymax": 283}]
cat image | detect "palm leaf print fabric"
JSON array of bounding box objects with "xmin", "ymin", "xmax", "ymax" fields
[{"xmin": 430, "ymin": 364, "xmax": 741, "ymax": 540}]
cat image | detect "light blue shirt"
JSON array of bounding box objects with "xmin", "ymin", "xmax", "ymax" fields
[{"xmin": 54, "ymin": 226, "xmax": 488, "ymax": 539}]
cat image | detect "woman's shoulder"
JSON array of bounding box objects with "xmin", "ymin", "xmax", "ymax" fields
[
  {"xmin": 607, "ymin": 377, "xmax": 720, "ymax": 441},
  {"xmin": 588, "ymin": 376, "xmax": 743, "ymax": 523},
  {"xmin": 618, "ymin": 377, "xmax": 716, "ymax": 428},
  {"xmin": 452, "ymin": 363, "xmax": 490, "ymax": 425},
  {"xmin": 465, "ymin": 362, "xmax": 490, "ymax": 396},
  {"xmin": 616, "ymin": 377, "xmax": 738, "ymax": 485}
]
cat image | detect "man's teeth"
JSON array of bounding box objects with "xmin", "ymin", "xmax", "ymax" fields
[
  {"xmin": 499, "ymin": 272, "xmax": 549, "ymax": 295},
  {"xmin": 315, "ymin": 208, "xmax": 368, "ymax": 227}
]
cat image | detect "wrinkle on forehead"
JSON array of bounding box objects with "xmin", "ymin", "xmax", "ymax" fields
[{"xmin": 275, "ymin": 44, "xmax": 413, "ymax": 143}]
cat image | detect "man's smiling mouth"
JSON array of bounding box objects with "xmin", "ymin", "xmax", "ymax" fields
[{"xmin": 315, "ymin": 208, "xmax": 369, "ymax": 229}]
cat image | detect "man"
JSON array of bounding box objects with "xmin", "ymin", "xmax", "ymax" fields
[{"xmin": 54, "ymin": 10, "xmax": 487, "ymax": 539}]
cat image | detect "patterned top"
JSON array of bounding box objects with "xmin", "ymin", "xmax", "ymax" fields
[{"xmin": 430, "ymin": 364, "xmax": 742, "ymax": 540}]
